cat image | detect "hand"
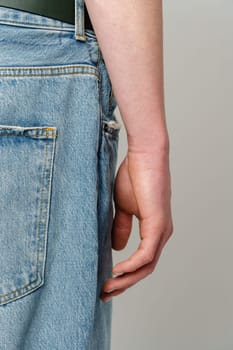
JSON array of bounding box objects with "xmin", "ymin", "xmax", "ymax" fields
[{"xmin": 100, "ymin": 146, "xmax": 173, "ymax": 302}]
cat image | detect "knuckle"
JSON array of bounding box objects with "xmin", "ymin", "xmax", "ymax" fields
[
  {"xmin": 165, "ymin": 223, "xmax": 173, "ymax": 239},
  {"xmin": 142, "ymin": 252, "xmax": 154, "ymax": 264},
  {"xmin": 148, "ymin": 265, "xmax": 155, "ymax": 275},
  {"xmin": 171, "ymin": 224, "xmax": 174, "ymax": 234},
  {"xmin": 168, "ymin": 226, "xmax": 174, "ymax": 237},
  {"xmin": 167, "ymin": 231, "xmax": 172, "ymax": 239}
]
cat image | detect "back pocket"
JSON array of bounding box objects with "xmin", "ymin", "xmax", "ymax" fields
[{"xmin": 0, "ymin": 125, "xmax": 57, "ymax": 306}]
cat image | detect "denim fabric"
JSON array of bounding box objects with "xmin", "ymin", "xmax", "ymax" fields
[{"xmin": 0, "ymin": 3, "xmax": 121, "ymax": 349}]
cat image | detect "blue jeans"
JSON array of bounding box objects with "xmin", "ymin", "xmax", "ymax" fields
[{"xmin": 0, "ymin": 1, "xmax": 121, "ymax": 349}]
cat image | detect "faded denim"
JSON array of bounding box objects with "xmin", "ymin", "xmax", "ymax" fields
[{"xmin": 0, "ymin": 1, "xmax": 121, "ymax": 349}]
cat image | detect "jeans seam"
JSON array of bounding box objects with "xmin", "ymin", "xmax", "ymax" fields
[
  {"xmin": 0, "ymin": 64, "xmax": 101, "ymax": 81},
  {"xmin": 96, "ymin": 43, "xmax": 103, "ymax": 155},
  {"xmin": 0, "ymin": 20, "xmax": 74, "ymax": 32}
]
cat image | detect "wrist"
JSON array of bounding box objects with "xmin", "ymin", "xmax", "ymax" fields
[{"xmin": 127, "ymin": 128, "xmax": 170, "ymax": 155}]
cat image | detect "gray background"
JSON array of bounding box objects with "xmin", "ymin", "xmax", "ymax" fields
[{"xmin": 111, "ymin": 1, "xmax": 233, "ymax": 349}]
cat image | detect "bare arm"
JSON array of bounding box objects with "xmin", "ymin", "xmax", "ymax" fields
[
  {"xmin": 85, "ymin": 0, "xmax": 168, "ymax": 148},
  {"xmin": 85, "ymin": 0, "xmax": 173, "ymax": 301}
]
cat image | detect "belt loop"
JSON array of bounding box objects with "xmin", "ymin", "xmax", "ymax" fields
[{"xmin": 75, "ymin": 0, "xmax": 87, "ymax": 41}]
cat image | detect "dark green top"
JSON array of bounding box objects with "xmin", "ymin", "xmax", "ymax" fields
[{"xmin": 0, "ymin": 0, "xmax": 93, "ymax": 29}]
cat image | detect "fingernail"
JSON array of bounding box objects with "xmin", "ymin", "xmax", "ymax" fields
[
  {"xmin": 100, "ymin": 293, "xmax": 113, "ymax": 302},
  {"xmin": 113, "ymin": 272, "xmax": 124, "ymax": 277},
  {"xmin": 105, "ymin": 288, "xmax": 115, "ymax": 293}
]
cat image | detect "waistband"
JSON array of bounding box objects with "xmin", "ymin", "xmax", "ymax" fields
[{"xmin": 0, "ymin": 0, "xmax": 88, "ymax": 42}]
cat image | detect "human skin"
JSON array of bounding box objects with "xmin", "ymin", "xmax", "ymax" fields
[{"xmin": 85, "ymin": 0, "xmax": 173, "ymax": 302}]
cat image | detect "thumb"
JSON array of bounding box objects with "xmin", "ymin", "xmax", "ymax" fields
[{"xmin": 111, "ymin": 207, "xmax": 133, "ymax": 250}]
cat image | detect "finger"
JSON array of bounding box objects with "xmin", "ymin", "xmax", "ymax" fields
[
  {"xmin": 103, "ymin": 234, "xmax": 166, "ymax": 293},
  {"xmin": 111, "ymin": 208, "xmax": 133, "ymax": 250},
  {"xmin": 103, "ymin": 260, "xmax": 156, "ymax": 293},
  {"xmin": 100, "ymin": 287, "xmax": 127, "ymax": 302},
  {"xmin": 112, "ymin": 234, "xmax": 161, "ymax": 275}
]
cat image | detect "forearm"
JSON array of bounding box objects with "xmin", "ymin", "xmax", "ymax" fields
[{"xmin": 85, "ymin": 0, "xmax": 168, "ymax": 152}]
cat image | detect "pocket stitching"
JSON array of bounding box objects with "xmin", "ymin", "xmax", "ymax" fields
[{"xmin": 0, "ymin": 126, "xmax": 57, "ymax": 305}]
